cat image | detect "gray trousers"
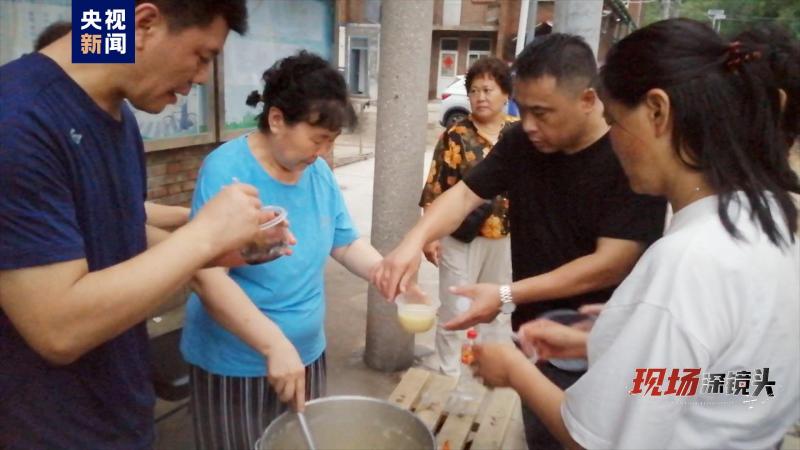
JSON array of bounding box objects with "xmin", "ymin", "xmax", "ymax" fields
[{"xmin": 435, "ymin": 235, "xmax": 512, "ymax": 376}]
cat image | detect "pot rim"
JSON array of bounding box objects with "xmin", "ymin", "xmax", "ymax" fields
[{"xmin": 256, "ymin": 395, "xmax": 436, "ymax": 449}]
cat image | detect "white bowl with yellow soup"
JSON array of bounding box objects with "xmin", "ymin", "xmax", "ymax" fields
[{"xmin": 395, "ymin": 293, "xmax": 436, "ymax": 333}]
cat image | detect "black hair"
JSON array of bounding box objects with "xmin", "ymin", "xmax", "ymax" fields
[
  {"xmin": 34, "ymin": 21, "xmax": 71, "ymax": 51},
  {"xmin": 600, "ymin": 18, "xmax": 799, "ymax": 247},
  {"xmin": 466, "ymin": 56, "xmax": 512, "ymax": 95},
  {"xmin": 135, "ymin": 0, "xmax": 247, "ymax": 34},
  {"xmin": 734, "ymin": 25, "xmax": 800, "ymax": 148},
  {"xmin": 513, "ymin": 33, "xmax": 597, "ymax": 92},
  {"xmin": 246, "ymin": 51, "xmax": 356, "ymax": 134}
]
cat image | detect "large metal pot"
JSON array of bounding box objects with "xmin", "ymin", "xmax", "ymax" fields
[{"xmin": 256, "ymin": 395, "xmax": 435, "ymax": 450}]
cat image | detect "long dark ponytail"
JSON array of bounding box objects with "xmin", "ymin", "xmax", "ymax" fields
[{"xmin": 600, "ymin": 18, "xmax": 799, "ymax": 247}]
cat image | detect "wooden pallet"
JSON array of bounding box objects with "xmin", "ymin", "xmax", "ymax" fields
[{"xmin": 388, "ymin": 367, "xmax": 526, "ymax": 450}]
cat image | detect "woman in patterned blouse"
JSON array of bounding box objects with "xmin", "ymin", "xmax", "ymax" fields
[{"xmin": 419, "ymin": 56, "xmax": 518, "ymax": 375}]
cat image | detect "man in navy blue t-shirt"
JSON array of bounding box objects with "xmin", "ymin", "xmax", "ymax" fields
[{"xmin": 0, "ymin": 2, "xmax": 267, "ymax": 448}]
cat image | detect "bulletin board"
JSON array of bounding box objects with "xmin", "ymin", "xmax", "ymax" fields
[{"xmin": 220, "ymin": 0, "xmax": 334, "ymax": 140}]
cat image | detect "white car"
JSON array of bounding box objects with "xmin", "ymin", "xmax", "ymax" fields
[
  {"xmin": 439, "ymin": 75, "xmax": 517, "ymax": 128},
  {"xmin": 439, "ymin": 75, "xmax": 470, "ymax": 128}
]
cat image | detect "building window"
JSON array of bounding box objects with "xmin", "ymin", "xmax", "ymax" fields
[
  {"xmin": 221, "ymin": 0, "xmax": 333, "ymax": 140},
  {"xmin": 348, "ymin": 37, "xmax": 369, "ymax": 96},
  {"xmin": 439, "ymin": 38, "xmax": 459, "ymax": 77},
  {"xmin": 467, "ymin": 38, "xmax": 491, "ymax": 68},
  {"xmin": 441, "ymin": 38, "xmax": 459, "ymax": 52}
]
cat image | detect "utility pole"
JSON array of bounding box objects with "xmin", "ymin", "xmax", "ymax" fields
[
  {"xmin": 524, "ymin": 0, "xmax": 539, "ymax": 47},
  {"xmin": 515, "ymin": 0, "xmax": 530, "ymax": 56},
  {"xmin": 515, "ymin": 0, "xmax": 540, "ymax": 56},
  {"xmin": 661, "ymin": 0, "xmax": 671, "ymax": 20},
  {"xmin": 364, "ymin": 0, "xmax": 433, "ymax": 372},
  {"xmin": 553, "ymin": 0, "xmax": 604, "ymax": 57},
  {"xmin": 661, "ymin": 0, "xmax": 682, "ymax": 19}
]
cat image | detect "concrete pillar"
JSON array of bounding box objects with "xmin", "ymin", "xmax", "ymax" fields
[
  {"xmin": 515, "ymin": 0, "xmax": 530, "ymax": 56},
  {"xmin": 661, "ymin": 0, "xmax": 681, "ymax": 19},
  {"xmin": 515, "ymin": 0, "xmax": 539, "ymax": 57},
  {"xmin": 553, "ymin": 0, "xmax": 603, "ymax": 57},
  {"xmin": 524, "ymin": 0, "xmax": 539, "ymax": 47},
  {"xmin": 661, "ymin": 0, "xmax": 671, "ymax": 20},
  {"xmin": 364, "ymin": 0, "xmax": 433, "ymax": 372}
]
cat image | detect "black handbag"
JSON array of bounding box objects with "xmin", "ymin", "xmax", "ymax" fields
[{"xmin": 450, "ymin": 201, "xmax": 494, "ymax": 243}]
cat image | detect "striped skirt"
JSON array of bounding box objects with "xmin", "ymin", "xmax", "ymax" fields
[{"xmin": 189, "ymin": 353, "xmax": 326, "ymax": 450}]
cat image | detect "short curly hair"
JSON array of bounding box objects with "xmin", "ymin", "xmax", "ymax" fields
[
  {"xmin": 246, "ymin": 51, "xmax": 356, "ymax": 133},
  {"xmin": 465, "ymin": 56, "xmax": 512, "ymax": 95}
]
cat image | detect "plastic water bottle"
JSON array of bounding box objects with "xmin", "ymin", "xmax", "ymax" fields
[
  {"xmin": 446, "ymin": 328, "xmax": 482, "ymax": 415},
  {"xmin": 460, "ymin": 328, "xmax": 478, "ymax": 367}
]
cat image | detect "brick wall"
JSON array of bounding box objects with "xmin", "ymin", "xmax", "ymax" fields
[
  {"xmin": 460, "ymin": 0, "xmax": 493, "ymax": 25},
  {"xmin": 347, "ymin": 0, "xmax": 365, "ymax": 22},
  {"xmin": 433, "ymin": 0, "xmax": 444, "ymax": 25},
  {"xmin": 145, "ymin": 143, "xmax": 216, "ymax": 206}
]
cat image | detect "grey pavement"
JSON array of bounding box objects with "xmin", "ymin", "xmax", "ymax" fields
[{"xmin": 331, "ymin": 100, "xmax": 443, "ymax": 168}]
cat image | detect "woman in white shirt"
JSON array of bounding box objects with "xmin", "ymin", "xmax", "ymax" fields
[{"xmin": 473, "ymin": 18, "xmax": 800, "ymax": 449}]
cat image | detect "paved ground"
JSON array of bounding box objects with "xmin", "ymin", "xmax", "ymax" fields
[{"xmin": 331, "ymin": 100, "xmax": 443, "ymax": 167}]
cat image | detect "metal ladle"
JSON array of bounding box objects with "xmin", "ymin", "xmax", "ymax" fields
[{"xmin": 296, "ymin": 411, "xmax": 317, "ymax": 450}]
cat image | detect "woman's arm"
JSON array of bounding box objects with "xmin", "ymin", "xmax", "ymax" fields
[
  {"xmin": 192, "ymin": 267, "xmax": 307, "ymax": 411},
  {"xmin": 330, "ymin": 237, "xmax": 382, "ymax": 281},
  {"xmin": 474, "ymin": 343, "xmax": 583, "ymax": 450}
]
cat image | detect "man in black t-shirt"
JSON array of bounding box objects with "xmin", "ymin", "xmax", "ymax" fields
[{"xmin": 372, "ymin": 34, "xmax": 666, "ymax": 449}]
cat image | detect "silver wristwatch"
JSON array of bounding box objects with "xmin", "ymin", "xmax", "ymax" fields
[{"xmin": 499, "ymin": 284, "xmax": 516, "ymax": 314}]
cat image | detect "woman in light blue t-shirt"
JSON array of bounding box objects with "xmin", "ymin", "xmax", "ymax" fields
[{"xmin": 180, "ymin": 51, "xmax": 384, "ymax": 450}]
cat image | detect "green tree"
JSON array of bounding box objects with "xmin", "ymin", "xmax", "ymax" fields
[{"xmin": 640, "ymin": 0, "xmax": 799, "ymax": 37}]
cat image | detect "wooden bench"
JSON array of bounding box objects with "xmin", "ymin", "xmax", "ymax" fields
[{"xmin": 388, "ymin": 367, "xmax": 527, "ymax": 450}]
